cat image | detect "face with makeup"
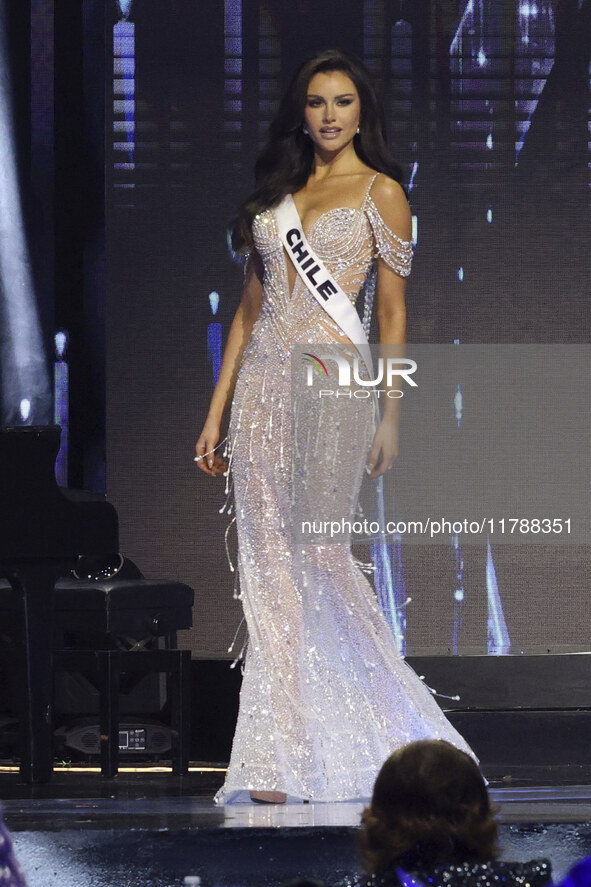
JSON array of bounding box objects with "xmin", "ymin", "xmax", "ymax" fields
[{"xmin": 303, "ymin": 70, "xmax": 361, "ymax": 154}]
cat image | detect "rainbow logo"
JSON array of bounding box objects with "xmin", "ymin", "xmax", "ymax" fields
[{"xmin": 302, "ymin": 352, "xmax": 329, "ymax": 376}]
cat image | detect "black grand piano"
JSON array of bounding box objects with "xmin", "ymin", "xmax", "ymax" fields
[{"xmin": 0, "ymin": 425, "xmax": 118, "ymax": 783}]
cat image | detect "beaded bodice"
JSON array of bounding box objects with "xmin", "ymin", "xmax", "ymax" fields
[{"xmin": 250, "ymin": 180, "xmax": 412, "ymax": 350}]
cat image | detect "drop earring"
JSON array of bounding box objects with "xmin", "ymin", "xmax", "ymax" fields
[
  {"xmin": 302, "ymin": 125, "xmax": 309, "ymax": 135},
  {"xmin": 356, "ymin": 126, "xmax": 360, "ymax": 134}
]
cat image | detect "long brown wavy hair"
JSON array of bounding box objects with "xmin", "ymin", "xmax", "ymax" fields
[
  {"xmin": 230, "ymin": 48, "xmax": 404, "ymax": 255},
  {"xmin": 359, "ymin": 740, "xmax": 497, "ymax": 875}
]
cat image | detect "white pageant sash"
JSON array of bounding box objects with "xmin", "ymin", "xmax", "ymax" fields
[{"xmin": 274, "ymin": 194, "xmax": 374, "ymax": 376}]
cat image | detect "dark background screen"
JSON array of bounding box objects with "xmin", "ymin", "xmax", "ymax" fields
[{"xmin": 105, "ymin": 0, "xmax": 591, "ymax": 657}]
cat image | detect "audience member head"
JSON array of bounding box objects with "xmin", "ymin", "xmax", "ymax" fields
[{"xmin": 359, "ymin": 740, "xmax": 497, "ymax": 875}]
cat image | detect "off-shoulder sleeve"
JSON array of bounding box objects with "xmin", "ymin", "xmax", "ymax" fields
[{"xmin": 365, "ymin": 193, "xmax": 413, "ymax": 278}]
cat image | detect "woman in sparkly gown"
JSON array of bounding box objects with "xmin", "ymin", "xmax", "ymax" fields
[{"xmin": 195, "ymin": 50, "xmax": 475, "ymax": 804}]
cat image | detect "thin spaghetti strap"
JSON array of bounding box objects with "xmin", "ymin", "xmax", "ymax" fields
[{"xmin": 363, "ymin": 171, "xmax": 380, "ymax": 205}]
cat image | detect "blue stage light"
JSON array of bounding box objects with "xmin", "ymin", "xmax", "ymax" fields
[{"xmin": 0, "ymin": 1, "xmax": 50, "ymax": 424}]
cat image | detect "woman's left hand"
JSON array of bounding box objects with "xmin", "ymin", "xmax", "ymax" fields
[{"xmin": 366, "ymin": 415, "xmax": 399, "ymax": 478}]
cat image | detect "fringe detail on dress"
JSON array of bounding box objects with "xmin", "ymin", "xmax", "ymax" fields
[
  {"xmin": 230, "ymin": 633, "xmax": 248, "ymax": 670},
  {"xmin": 217, "ymin": 405, "xmax": 250, "ymax": 664},
  {"xmin": 232, "ymin": 568, "xmax": 241, "ymax": 600},
  {"xmin": 361, "ymin": 263, "xmax": 376, "ymax": 339},
  {"xmin": 220, "ymin": 474, "xmax": 234, "ymax": 516},
  {"xmin": 353, "ymin": 557, "xmax": 376, "ymax": 575},
  {"xmin": 197, "ymin": 435, "xmax": 228, "ymax": 466},
  {"xmin": 224, "ymin": 516, "xmax": 237, "ymax": 572},
  {"xmin": 419, "ymin": 674, "xmax": 461, "ymax": 702},
  {"xmin": 228, "ymin": 615, "xmax": 246, "ymax": 655}
]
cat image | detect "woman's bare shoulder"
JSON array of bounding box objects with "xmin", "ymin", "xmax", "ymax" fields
[{"xmin": 369, "ymin": 172, "xmax": 407, "ymax": 205}]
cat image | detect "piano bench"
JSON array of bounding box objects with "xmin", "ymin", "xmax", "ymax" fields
[
  {"xmin": 53, "ymin": 578, "xmax": 194, "ymax": 776},
  {"xmin": 0, "ymin": 577, "xmax": 194, "ymax": 642},
  {"xmin": 0, "ymin": 577, "xmax": 194, "ymax": 777},
  {"xmin": 53, "ymin": 577, "xmax": 194, "ymax": 642},
  {"xmin": 54, "ymin": 648, "xmax": 191, "ymax": 778}
]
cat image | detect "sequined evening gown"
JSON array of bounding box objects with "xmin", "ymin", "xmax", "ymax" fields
[{"xmin": 215, "ymin": 175, "xmax": 475, "ymax": 804}]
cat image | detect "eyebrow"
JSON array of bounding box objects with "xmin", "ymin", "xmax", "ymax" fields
[{"xmin": 306, "ymin": 93, "xmax": 356, "ymax": 99}]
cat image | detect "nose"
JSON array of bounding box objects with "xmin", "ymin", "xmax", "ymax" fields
[{"xmin": 323, "ymin": 104, "xmax": 336, "ymax": 122}]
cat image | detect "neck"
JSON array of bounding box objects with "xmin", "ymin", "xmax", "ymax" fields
[{"xmin": 310, "ymin": 142, "xmax": 359, "ymax": 180}]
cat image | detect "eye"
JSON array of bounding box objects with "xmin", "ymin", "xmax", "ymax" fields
[
  {"xmin": 338, "ymin": 99, "xmax": 353, "ymax": 106},
  {"xmin": 307, "ymin": 99, "xmax": 322, "ymax": 108}
]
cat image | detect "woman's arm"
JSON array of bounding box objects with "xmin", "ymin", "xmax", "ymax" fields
[
  {"xmin": 195, "ymin": 251, "xmax": 264, "ymax": 475},
  {"xmin": 366, "ymin": 176, "xmax": 411, "ymax": 478}
]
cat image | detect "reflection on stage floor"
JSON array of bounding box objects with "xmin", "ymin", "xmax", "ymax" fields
[{"xmin": 1, "ymin": 770, "xmax": 591, "ymax": 887}]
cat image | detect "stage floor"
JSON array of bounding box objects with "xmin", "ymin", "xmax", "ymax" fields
[
  {"xmin": 1, "ymin": 771, "xmax": 591, "ymax": 887},
  {"xmin": 2, "ymin": 777, "xmax": 591, "ymax": 828}
]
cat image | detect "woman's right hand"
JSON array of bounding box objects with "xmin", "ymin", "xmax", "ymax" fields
[{"xmin": 195, "ymin": 419, "xmax": 228, "ymax": 477}]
